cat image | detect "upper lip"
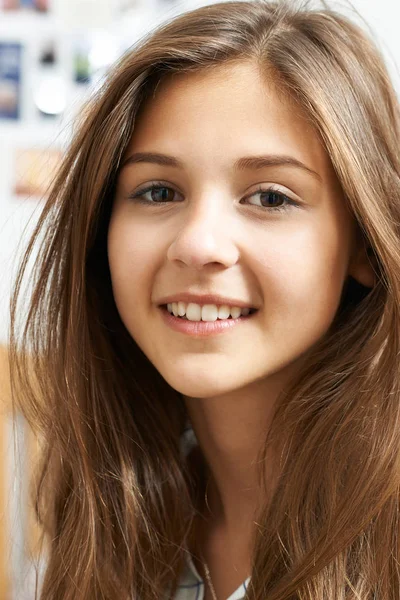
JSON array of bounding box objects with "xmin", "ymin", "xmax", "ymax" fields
[{"xmin": 157, "ymin": 293, "xmax": 258, "ymax": 309}]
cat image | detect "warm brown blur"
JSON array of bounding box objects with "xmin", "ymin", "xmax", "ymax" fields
[
  {"xmin": 0, "ymin": 345, "xmax": 42, "ymax": 600},
  {"xmin": 0, "ymin": 345, "xmax": 11, "ymax": 600}
]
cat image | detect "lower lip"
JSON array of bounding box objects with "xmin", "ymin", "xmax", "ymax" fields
[{"xmin": 159, "ymin": 306, "xmax": 257, "ymax": 337}]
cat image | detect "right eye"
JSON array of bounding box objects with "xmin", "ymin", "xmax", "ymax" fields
[{"xmin": 128, "ymin": 183, "xmax": 182, "ymax": 204}]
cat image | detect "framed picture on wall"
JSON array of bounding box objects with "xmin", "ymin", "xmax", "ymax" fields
[
  {"xmin": 0, "ymin": 42, "xmax": 22, "ymax": 120},
  {"xmin": 1, "ymin": 0, "xmax": 48, "ymax": 11},
  {"xmin": 13, "ymin": 147, "xmax": 62, "ymax": 199}
]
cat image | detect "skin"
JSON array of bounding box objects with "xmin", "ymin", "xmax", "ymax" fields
[{"xmin": 108, "ymin": 61, "xmax": 375, "ymax": 595}]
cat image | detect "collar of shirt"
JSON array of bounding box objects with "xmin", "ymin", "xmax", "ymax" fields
[{"xmin": 174, "ymin": 551, "xmax": 250, "ymax": 600}]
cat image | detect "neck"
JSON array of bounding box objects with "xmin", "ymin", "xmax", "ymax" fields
[{"xmin": 184, "ymin": 379, "xmax": 280, "ymax": 533}]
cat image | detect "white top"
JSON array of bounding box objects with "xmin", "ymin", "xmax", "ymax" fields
[{"xmin": 174, "ymin": 421, "xmax": 251, "ymax": 600}]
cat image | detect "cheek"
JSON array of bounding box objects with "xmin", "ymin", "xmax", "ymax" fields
[
  {"xmin": 107, "ymin": 215, "xmax": 158, "ymax": 312},
  {"xmin": 253, "ymin": 223, "xmax": 349, "ymax": 319}
]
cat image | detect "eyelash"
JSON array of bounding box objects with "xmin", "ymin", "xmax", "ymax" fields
[{"xmin": 128, "ymin": 181, "xmax": 300, "ymax": 213}]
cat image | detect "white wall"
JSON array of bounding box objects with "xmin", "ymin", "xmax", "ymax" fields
[{"xmin": 0, "ymin": 0, "xmax": 400, "ymax": 344}]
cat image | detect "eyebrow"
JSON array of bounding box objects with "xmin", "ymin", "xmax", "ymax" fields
[{"xmin": 121, "ymin": 151, "xmax": 322, "ymax": 182}]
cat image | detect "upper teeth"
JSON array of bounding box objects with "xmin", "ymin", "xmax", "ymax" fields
[{"xmin": 166, "ymin": 302, "xmax": 252, "ymax": 322}]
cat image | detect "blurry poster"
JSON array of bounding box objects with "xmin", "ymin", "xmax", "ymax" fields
[
  {"xmin": 13, "ymin": 148, "xmax": 62, "ymax": 199},
  {"xmin": 0, "ymin": 43, "xmax": 22, "ymax": 120},
  {"xmin": 1, "ymin": 0, "xmax": 19, "ymax": 7},
  {"xmin": 73, "ymin": 38, "xmax": 91, "ymax": 85},
  {"xmin": 1, "ymin": 0, "xmax": 48, "ymax": 10}
]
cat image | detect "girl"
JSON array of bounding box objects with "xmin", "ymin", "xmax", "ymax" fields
[{"xmin": 10, "ymin": 1, "xmax": 400, "ymax": 598}]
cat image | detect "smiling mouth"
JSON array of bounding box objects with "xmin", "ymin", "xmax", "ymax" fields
[{"xmin": 161, "ymin": 304, "xmax": 258, "ymax": 321}]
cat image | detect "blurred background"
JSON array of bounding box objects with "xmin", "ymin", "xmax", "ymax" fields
[{"xmin": 0, "ymin": 0, "xmax": 399, "ymax": 598}]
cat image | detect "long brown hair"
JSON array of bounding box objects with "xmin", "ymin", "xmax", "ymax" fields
[{"xmin": 10, "ymin": 1, "xmax": 400, "ymax": 598}]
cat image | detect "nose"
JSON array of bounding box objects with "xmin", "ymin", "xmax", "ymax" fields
[{"xmin": 166, "ymin": 197, "xmax": 240, "ymax": 270}]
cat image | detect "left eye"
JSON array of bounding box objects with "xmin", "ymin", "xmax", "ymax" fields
[{"xmin": 243, "ymin": 187, "xmax": 298, "ymax": 212}]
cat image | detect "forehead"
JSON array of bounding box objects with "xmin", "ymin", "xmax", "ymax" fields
[{"xmin": 128, "ymin": 60, "xmax": 335, "ymax": 183}]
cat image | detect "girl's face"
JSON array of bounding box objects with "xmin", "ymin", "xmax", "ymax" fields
[{"xmin": 108, "ymin": 61, "xmax": 365, "ymax": 398}]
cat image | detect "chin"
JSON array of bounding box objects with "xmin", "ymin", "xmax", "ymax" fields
[
  {"xmin": 160, "ymin": 369, "xmax": 248, "ymax": 399},
  {"xmin": 168, "ymin": 380, "xmax": 227, "ymax": 398}
]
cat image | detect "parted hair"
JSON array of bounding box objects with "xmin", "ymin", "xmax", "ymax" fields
[{"xmin": 10, "ymin": 1, "xmax": 400, "ymax": 598}]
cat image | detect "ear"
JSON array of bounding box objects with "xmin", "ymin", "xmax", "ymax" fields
[{"xmin": 348, "ymin": 229, "xmax": 377, "ymax": 289}]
